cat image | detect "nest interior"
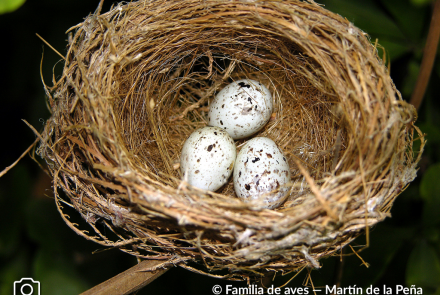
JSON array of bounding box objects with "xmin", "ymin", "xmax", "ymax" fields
[{"xmin": 39, "ymin": 0, "xmax": 424, "ymax": 281}]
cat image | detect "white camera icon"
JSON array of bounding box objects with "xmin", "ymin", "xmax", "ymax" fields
[{"xmin": 13, "ymin": 278, "xmax": 40, "ymax": 295}]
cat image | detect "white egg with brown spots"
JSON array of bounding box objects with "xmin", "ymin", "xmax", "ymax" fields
[
  {"xmin": 180, "ymin": 126, "xmax": 236, "ymax": 192},
  {"xmin": 208, "ymin": 79, "xmax": 273, "ymax": 139},
  {"xmin": 233, "ymin": 137, "xmax": 291, "ymax": 209}
]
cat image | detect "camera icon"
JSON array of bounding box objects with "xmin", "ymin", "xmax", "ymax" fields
[{"xmin": 13, "ymin": 278, "xmax": 40, "ymax": 295}]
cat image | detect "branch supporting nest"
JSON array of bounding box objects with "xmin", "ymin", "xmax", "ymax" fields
[
  {"xmin": 410, "ymin": 0, "xmax": 440, "ymax": 110},
  {"xmin": 80, "ymin": 259, "xmax": 171, "ymax": 295}
]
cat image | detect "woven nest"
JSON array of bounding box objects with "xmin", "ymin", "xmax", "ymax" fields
[{"xmin": 38, "ymin": 0, "xmax": 424, "ymax": 281}]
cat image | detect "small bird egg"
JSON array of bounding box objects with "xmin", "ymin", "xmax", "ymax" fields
[
  {"xmin": 180, "ymin": 126, "xmax": 236, "ymax": 192},
  {"xmin": 233, "ymin": 137, "xmax": 291, "ymax": 209},
  {"xmin": 208, "ymin": 79, "xmax": 273, "ymax": 139}
]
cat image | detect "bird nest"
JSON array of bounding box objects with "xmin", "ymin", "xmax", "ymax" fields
[{"xmin": 38, "ymin": 0, "xmax": 424, "ymax": 281}]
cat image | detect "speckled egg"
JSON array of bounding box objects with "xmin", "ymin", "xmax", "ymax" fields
[
  {"xmin": 208, "ymin": 79, "xmax": 273, "ymax": 139},
  {"xmin": 180, "ymin": 126, "xmax": 236, "ymax": 192},
  {"xmin": 233, "ymin": 137, "xmax": 291, "ymax": 209}
]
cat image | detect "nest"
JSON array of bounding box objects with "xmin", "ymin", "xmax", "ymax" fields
[{"xmin": 38, "ymin": 0, "xmax": 424, "ymax": 281}]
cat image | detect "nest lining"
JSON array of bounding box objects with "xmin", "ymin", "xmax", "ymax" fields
[{"xmin": 38, "ymin": 0, "xmax": 423, "ymax": 281}]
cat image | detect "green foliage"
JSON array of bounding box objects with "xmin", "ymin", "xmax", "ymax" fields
[
  {"xmin": 318, "ymin": 0, "xmax": 425, "ymax": 61},
  {"xmin": 420, "ymin": 163, "xmax": 440, "ymax": 225},
  {"xmin": 403, "ymin": 61, "xmax": 422, "ymax": 97},
  {"xmin": 419, "ymin": 123, "xmax": 440, "ymax": 145},
  {"xmin": 411, "ymin": 0, "xmax": 436, "ymax": 6},
  {"xmin": 380, "ymin": 0, "xmax": 426, "ymax": 42},
  {"xmin": 0, "ymin": 0, "xmax": 25, "ymax": 14},
  {"xmin": 33, "ymin": 249, "xmax": 89, "ymax": 295},
  {"xmin": 406, "ymin": 240, "xmax": 440, "ymax": 288},
  {"xmin": 0, "ymin": 166, "xmax": 28, "ymax": 258},
  {"xmin": 338, "ymin": 225, "xmax": 414, "ymax": 286},
  {"xmin": 25, "ymin": 199, "xmax": 76, "ymax": 251},
  {"xmin": 0, "ymin": 252, "xmax": 29, "ymax": 295}
]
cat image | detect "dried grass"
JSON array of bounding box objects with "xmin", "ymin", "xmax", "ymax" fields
[{"xmin": 38, "ymin": 0, "xmax": 424, "ymax": 281}]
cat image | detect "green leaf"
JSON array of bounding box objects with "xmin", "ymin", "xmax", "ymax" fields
[
  {"xmin": 0, "ymin": 251, "xmax": 30, "ymax": 295},
  {"xmin": 33, "ymin": 249, "xmax": 89, "ymax": 295},
  {"xmin": 0, "ymin": 219, "xmax": 20, "ymax": 257},
  {"xmin": 419, "ymin": 123, "xmax": 440, "ymax": 145},
  {"xmin": 364, "ymin": 225, "xmax": 415, "ymax": 283},
  {"xmin": 417, "ymin": 122, "xmax": 440, "ymax": 162},
  {"xmin": 380, "ymin": 0, "xmax": 426, "ymax": 42},
  {"xmin": 406, "ymin": 240, "xmax": 440, "ymax": 288},
  {"xmin": 338, "ymin": 224, "xmax": 414, "ymax": 286},
  {"xmin": 0, "ymin": 0, "xmax": 26, "ymax": 14},
  {"xmin": 410, "ymin": 0, "xmax": 435, "ymax": 7},
  {"xmin": 320, "ymin": 0, "xmax": 403, "ymax": 37},
  {"xmin": 25, "ymin": 198, "xmax": 93, "ymax": 252},
  {"xmin": 0, "ymin": 165, "xmax": 30, "ymax": 257},
  {"xmin": 402, "ymin": 60, "xmax": 421, "ymax": 97},
  {"xmin": 377, "ymin": 39, "xmax": 411, "ymax": 62},
  {"xmin": 25, "ymin": 199, "xmax": 65, "ymax": 250},
  {"xmin": 319, "ymin": 0, "xmax": 410, "ymax": 60},
  {"xmin": 424, "ymin": 227, "xmax": 440, "ymax": 244},
  {"xmin": 420, "ymin": 163, "xmax": 440, "ymax": 225}
]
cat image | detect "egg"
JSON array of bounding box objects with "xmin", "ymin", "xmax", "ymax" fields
[
  {"xmin": 208, "ymin": 79, "xmax": 273, "ymax": 139},
  {"xmin": 180, "ymin": 126, "xmax": 236, "ymax": 191},
  {"xmin": 233, "ymin": 137, "xmax": 291, "ymax": 209}
]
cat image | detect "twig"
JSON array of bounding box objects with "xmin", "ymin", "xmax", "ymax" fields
[
  {"xmin": 331, "ymin": 247, "xmax": 344, "ymax": 295},
  {"xmin": 35, "ymin": 33, "xmax": 66, "ymax": 61},
  {"xmin": 410, "ymin": 0, "xmax": 440, "ymax": 110},
  {"xmin": 306, "ymin": 268, "xmax": 318, "ymax": 295},
  {"xmin": 0, "ymin": 138, "xmax": 39, "ymax": 178},
  {"xmin": 95, "ymin": 0, "xmax": 105, "ymax": 15},
  {"xmin": 349, "ymin": 245, "xmax": 370, "ymax": 268},
  {"xmin": 278, "ymin": 265, "xmax": 307, "ymax": 288},
  {"xmin": 80, "ymin": 259, "xmax": 170, "ymax": 295}
]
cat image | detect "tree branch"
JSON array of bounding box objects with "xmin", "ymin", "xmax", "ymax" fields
[
  {"xmin": 410, "ymin": 0, "xmax": 440, "ymax": 111},
  {"xmin": 80, "ymin": 259, "xmax": 170, "ymax": 295}
]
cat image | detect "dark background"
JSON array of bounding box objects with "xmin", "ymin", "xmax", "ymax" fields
[{"xmin": 1, "ymin": 0, "xmax": 440, "ymax": 294}]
